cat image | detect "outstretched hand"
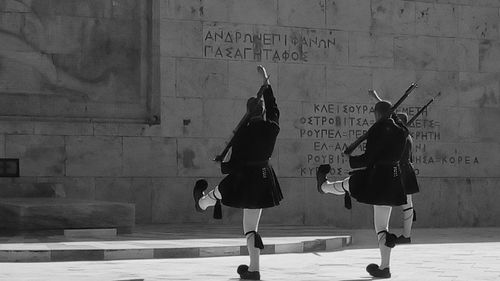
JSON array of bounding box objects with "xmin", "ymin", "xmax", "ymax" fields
[
  {"xmin": 257, "ymin": 65, "xmax": 270, "ymax": 85},
  {"xmin": 368, "ymin": 89, "xmax": 383, "ymax": 102}
]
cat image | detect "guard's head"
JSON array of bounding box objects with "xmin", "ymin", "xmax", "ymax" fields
[
  {"xmin": 396, "ymin": 112, "xmax": 408, "ymax": 125},
  {"xmin": 374, "ymin": 100, "xmax": 392, "ymax": 121},
  {"xmin": 247, "ymin": 97, "xmax": 264, "ymax": 122}
]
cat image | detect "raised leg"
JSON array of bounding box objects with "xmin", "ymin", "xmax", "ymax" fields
[
  {"xmin": 193, "ymin": 179, "xmax": 221, "ymax": 211},
  {"xmin": 321, "ymin": 177, "xmax": 350, "ymax": 195},
  {"xmin": 198, "ymin": 187, "xmax": 221, "ymax": 210}
]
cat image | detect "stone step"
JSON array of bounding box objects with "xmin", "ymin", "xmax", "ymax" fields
[
  {"xmin": 0, "ymin": 182, "xmax": 63, "ymax": 198},
  {"xmin": 0, "ymin": 235, "xmax": 352, "ymax": 262},
  {"xmin": 0, "ymin": 198, "xmax": 135, "ymax": 234},
  {"xmin": 64, "ymin": 228, "xmax": 117, "ymax": 238}
]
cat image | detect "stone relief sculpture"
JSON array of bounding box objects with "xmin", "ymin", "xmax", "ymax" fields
[{"xmin": 0, "ymin": 0, "xmax": 146, "ymax": 118}]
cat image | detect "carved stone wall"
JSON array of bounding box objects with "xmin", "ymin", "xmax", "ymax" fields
[
  {"xmin": 0, "ymin": 0, "xmax": 155, "ymax": 121},
  {"xmin": 1, "ymin": 0, "xmax": 499, "ymax": 227},
  {"xmin": 159, "ymin": 0, "xmax": 500, "ymax": 227}
]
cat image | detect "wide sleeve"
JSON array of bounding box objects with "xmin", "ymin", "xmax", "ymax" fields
[{"xmin": 262, "ymin": 85, "xmax": 280, "ymax": 125}]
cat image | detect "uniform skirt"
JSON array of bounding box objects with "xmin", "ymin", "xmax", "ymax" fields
[
  {"xmin": 400, "ymin": 162, "xmax": 419, "ymax": 194},
  {"xmin": 349, "ymin": 165, "xmax": 407, "ymax": 206},
  {"xmin": 219, "ymin": 165, "xmax": 283, "ymax": 209}
]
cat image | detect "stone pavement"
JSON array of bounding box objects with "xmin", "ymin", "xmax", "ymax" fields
[
  {"xmin": 0, "ymin": 225, "xmax": 351, "ymax": 262},
  {"xmin": 0, "ymin": 227, "xmax": 499, "ymax": 281}
]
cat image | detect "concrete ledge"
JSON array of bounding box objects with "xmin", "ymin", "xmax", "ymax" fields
[
  {"xmin": 0, "ymin": 235, "xmax": 351, "ymax": 262},
  {"xmin": 0, "ymin": 198, "xmax": 134, "ymax": 233},
  {"xmin": 64, "ymin": 228, "xmax": 117, "ymax": 238}
]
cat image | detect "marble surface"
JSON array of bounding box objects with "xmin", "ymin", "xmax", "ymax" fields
[
  {"xmin": 0, "ymin": 198, "xmax": 134, "ymax": 232},
  {"xmin": 1, "ymin": 0, "xmax": 500, "ymax": 229},
  {"xmin": 0, "ymin": 224, "xmax": 352, "ymax": 261},
  {"xmin": 0, "ymin": 182, "xmax": 63, "ymax": 198}
]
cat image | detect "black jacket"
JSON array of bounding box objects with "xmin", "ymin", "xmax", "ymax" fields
[
  {"xmin": 218, "ymin": 85, "xmax": 283, "ymax": 209},
  {"xmin": 400, "ymin": 135, "xmax": 419, "ymax": 194},
  {"xmin": 348, "ymin": 117, "xmax": 409, "ymax": 206},
  {"xmin": 228, "ymin": 85, "xmax": 280, "ymax": 166}
]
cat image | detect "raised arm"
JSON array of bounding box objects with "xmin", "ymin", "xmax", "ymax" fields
[
  {"xmin": 263, "ymin": 85, "xmax": 279, "ymax": 124},
  {"xmin": 257, "ymin": 65, "xmax": 270, "ymax": 86},
  {"xmin": 368, "ymin": 89, "xmax": 383, "ymax": 102},
  {"xmin": 257, "ymin": 65, "xmax": 279, "ymax": 124}
]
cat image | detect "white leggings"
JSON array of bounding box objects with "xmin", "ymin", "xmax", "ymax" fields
[
  {"xmin": 322, "ymin": 177, "xmax": 394, "ymax": 269},
  {"xmin": 374, "ymin": 205, "xmax": 393, "ymax": 269},
  {"xmin": 321, "ymin": 177, "xmax": 350, "ymax": 195},
  {"xmin": 374, "ymin": 205, "xmax": 392, "ymax": 235}
]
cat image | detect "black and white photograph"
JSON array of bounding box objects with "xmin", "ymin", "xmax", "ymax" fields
[{"xmin": 0, "ymin": 0, "xmax": 499, "ymax": 280}]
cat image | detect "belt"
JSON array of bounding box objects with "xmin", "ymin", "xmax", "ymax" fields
[
  {"xmin": 244, "ymin": 160, "xmax": 270, "ymax": 167},
  {"xmin": 373, "ymin": 161, "xmax": 401, "ymax": 178},
  {"xmin": 373, "ymin": 161, "xmax": 400, "ymax": 168}
]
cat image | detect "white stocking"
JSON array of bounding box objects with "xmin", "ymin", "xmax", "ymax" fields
[
  {"xmin": 198, "ymin": 186, "xmax": 222, "ymax": 210},
  {"xmin": 374, "ymin": 205, "xmax": 392, "ymax": 270},
  {"xmin": 243, "ymin": 209, "xmax": 263, "ymax": 272},
  {"xmin": 401, "ymin": 195, "xmax": 414, "ymax": 238},
  {"xmin": 321, "ymin": 177, "xmax": 350, "ymax": 195}
]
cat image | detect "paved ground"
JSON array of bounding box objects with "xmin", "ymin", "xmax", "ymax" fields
[
  {"xmin": 0, "ymin": 225, "xmax": 350, "ymax": 243},
  {"xmin": 0, "ymin": 227, "xmax": 499, "ymax": 280},
  {"xmin": 0, "ymin": 225, "xmax": 351, "ymax": 262},
  {"xmin": 1, "ymin": 241, "xmax": 499, "ymax": 280}
]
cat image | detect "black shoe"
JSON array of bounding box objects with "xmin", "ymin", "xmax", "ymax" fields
[
  {"xmin": 394, "ymin": 235, "xmax": 411, "ymax": 244},
  {"xmin": 384, "ymin": 232, "xmax": 398, "ymax": 248},
  {"xmin": 316, "ymin": 164, "xmax": 331, "ymax": 194},
  {"xmin": 193, "ymin": 179, "xmax": 208, "ymax": 212},
  {"xmin": 366, "ymin": 263, "xmax": 391, "ymax": 278},
  {"xmin": 237, "ymin": 265, "xmax": 260, "ymax": 280}
]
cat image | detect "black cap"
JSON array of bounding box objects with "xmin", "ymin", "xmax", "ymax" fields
[
  {"xmin": 247, "ymin": 97, "xmax": 264, "ymax": 117},
  {"xmin": 374, "ymin": 101, "xmax": 392, "ymax": 115}
]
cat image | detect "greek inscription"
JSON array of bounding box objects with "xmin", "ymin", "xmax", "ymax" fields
[
  {"xmin": 295, "ymin": 102, "xmax": 480, "ymax": 177},
  {"xmin": 203, "ymin": 25, "xmax": 337, "ymax": 62}
]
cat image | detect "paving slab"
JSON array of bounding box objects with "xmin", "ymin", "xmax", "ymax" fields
[
  {"xmin": 0, "ymin": 225, "xmax": 351, "ymax": 262},
  {"xmin": 1, "ymin": 240, "xmax": 499, "ymax": 281}
]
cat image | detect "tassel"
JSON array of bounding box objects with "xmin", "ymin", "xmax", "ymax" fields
[
  {"xmin": 253, "ymin": 232, "xmax": 264, "ymax": 249},
  {"xmin": 344, "ymin": 191, "xmax": 352, "ymax": 210},
  {"xmin": 245, "ymin": 231, "xmax": 264, "ymax": 250},
  {"xmin": 413, "ymin": 209, "xmax": 417, "ymax": 222},
  {"xmin": 213, "ymin": 199, "xmax": 222, "ymax": 219}
]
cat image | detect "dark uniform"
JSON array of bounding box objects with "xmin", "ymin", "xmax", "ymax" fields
[
  {"xmin": 218, "ymin": 85, "xmax": 283, "ymax": 209},
  {"xmin": 400, "ymin": 135, "xmax": 419, "ymax": 194},
  {"xmin": 348, "ymin": 117, "xmax": 409, "ymax": 206}
]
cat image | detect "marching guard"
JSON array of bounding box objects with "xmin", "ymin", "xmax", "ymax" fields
[
  {"xmin": 316, "ymin": 100, "xmax": 409, "ymax": 278},
  {"xmin": 394, "ymin": 112, "xmax": 419, "ymax": 245},
  {"xmin": 368, "ymin": 90, "xmax": 421, "ymax": 245},
  {"xmin": 193, "ymin": 65, "xmax": 282, "ymax": 280}
]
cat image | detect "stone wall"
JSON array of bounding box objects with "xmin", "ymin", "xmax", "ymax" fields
[
  {"xmin": 1, "ymin": 0, "xmax": 500, "ymax": 228},
  {"xmin": 0, "ymin": 0, "xmax": 155, "ymax": 121}
]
